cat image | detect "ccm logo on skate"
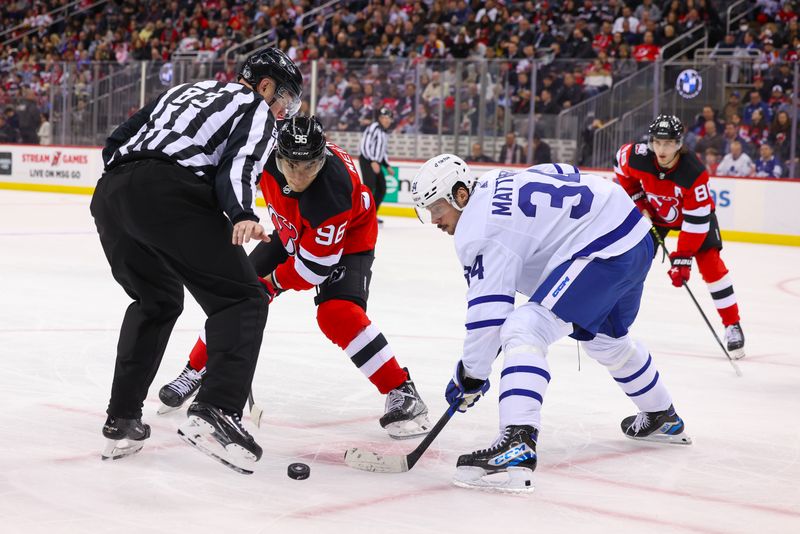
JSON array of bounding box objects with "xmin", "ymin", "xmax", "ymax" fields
[
  {"xmin": 552, "ymin": 277, "xmax": 570, "ymax": 298},
  {"xmin": 490, "ymin": 444, "xmax": 529, "ymax": 466}
]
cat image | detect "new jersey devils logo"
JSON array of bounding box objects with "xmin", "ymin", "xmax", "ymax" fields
[
  {"xmin": 268, "ymin": 204, "xmax": 298, "ymax": 255},
  {"xmin": 646, "ymin": 194, "xmax": 680, "ymax": 223}
]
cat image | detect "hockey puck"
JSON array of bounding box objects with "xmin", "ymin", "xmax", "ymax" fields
[{"xmin": 287, "ymin": 462, "xmax": 310, "ymax": 480}]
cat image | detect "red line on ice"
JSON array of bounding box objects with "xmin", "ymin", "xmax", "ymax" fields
[{"xmin": 777, "ymin": 277, "xmax": 800, "ymax": 298}]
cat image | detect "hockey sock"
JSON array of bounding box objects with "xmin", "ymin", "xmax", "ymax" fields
[
  {"xmin": 188, "ymin": 333, "xmax": 208, "ymax": 371},
  {"xmin": 498, "ymin": 346, "xmax": 550, "ymax": 430},
  {"xmin": 696, "ymin": 249, "xmax": 740, "ymax": 326},
  {"xmin": 317, "ymin": 299, "xmax": 407, "ymax": 394}
]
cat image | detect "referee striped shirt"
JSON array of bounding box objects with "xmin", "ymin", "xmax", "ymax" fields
[
  {"xmin": 103, "ymin": 80, "xmax": 276, "ymax": 224},
  {"xmin": 359, "ymin": 122, "xmax": 389, "ymax": 165}
]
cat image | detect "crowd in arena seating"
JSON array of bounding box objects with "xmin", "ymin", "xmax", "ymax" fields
[{"xmin": 0, "ymin": 0, "xmax": 797, "ymax": 177}]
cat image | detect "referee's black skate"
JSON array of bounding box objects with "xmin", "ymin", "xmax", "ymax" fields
[
  {"xmin": 101, "ymin": 415, "xmax": 151, "ymax": 461},
  {"xmin": 178, "ymin": 402, "xmax": 262, "ymax": 474},
  {"xmin": 157, "ymin": 363, "xmax": 205, "ymax": 414},
  {"xmin": 379, "ymin": 369, "xmax": 431, "ymax": 439},
  {"xmin": 453, "ymin": 425, "xmax": 538, "ymax": 494},
  {"xmin": 621, "ymin": 404, "xmax": 692, "ymax": 445}
]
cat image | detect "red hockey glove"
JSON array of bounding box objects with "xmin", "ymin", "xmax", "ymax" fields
[
  {"xmin": 668, "ymin": 252, "xmax": 692, "ymax": 287},
  {"xmin": 630, "ymin": 191, "xmax": 653, "ymax": 220},
  {"xmin": 258, "ymin": 276, "xmax": 282, "ymax": 304}
]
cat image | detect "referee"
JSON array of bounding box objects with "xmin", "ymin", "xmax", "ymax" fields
[
  {"xmin": 359, "ymin": 107, "xmax": 393, "ymax": 220},
  {"xmin": 90, "ymin": 48, "xmax": 301, "ymax": 473}
]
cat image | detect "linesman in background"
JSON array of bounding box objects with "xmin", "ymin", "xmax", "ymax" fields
[
  {"xmin": 359, "ymin": 107, "xmax": 393, "ymax": 223},
  {"xmin": 90, "ymin": 48, "xmax": 302, "ymax": 474}
]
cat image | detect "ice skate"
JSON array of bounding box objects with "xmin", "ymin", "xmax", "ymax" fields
[
  {"xmin": 452, "ymin": 425, "xmax": 538, "ymax": 494},
  {"xmin": 101, "ymin": 415, "xmax": 151, "ymax": 461},
  {"xmin": 379, "ymin": 370, "xmax": 431, "ymax": 439},
  {"xmin": 157, "ymin": 363, "xmax": 205, "ymax": 415},
  {"xmin": 177, "ymin": 402, "xmax": 262, "ymax": 475},
  {"xmin": 621, "ymin": 404, "xmax": 692, "ymax": 445},
  {"xmin": 725, "ymin": 323, "xmax": 745, "ymax": 360}
]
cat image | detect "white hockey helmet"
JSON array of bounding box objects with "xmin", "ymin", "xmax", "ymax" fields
[{"xmin": 411, "ymin": 153, "xmax": 474, "ymax": 223}]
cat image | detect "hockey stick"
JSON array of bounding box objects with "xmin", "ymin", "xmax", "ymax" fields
[
  {"xmin": 247, "ymin": 389, "xmax": 263, "ymax": 428},
  {"xmin": 650, "ymin": 227, "xmax": 743, "ymax": 377},
  {"xmin": 344, "ymin": 401, "xmax": 460, "ymax": 473}
]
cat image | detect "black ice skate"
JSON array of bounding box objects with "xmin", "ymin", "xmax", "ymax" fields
[
  {"xmin": 101, "ymin": 415, "xmax": 151, "ymax": 461},
  {"xmin": 453, "ymin": 425, "xmax": 538, "ymax": 494},
  {"xmin": 621, "ymin": 404, "xmax": 692, "ymax": 445},
  {"xmin": 177, "ymin": 402, "xmax": 262, "ymax": 475},
  {"xmin": 725, "ymin": 323, "xmax": 745, "ymax": 360},
  {"xmin": 157, "ymin": 363, "xmax": 205, "ymax": 415},
  {"xmin": 379, "ymin": 369, "xmax": 431, "ymax": 439}
]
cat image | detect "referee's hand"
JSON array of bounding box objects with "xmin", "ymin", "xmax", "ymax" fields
[{"xmin": 232, "ymin": 220, "xmax": 271, "ymax": 246}]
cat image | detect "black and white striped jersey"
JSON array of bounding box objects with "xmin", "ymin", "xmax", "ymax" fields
[
  {"xmin": 103, "ymin": 80, "xmax": 276, "ymax": 224},
  {"xmin": 358, "ymin": 122, "xmax": 390, "ymax": 165}
]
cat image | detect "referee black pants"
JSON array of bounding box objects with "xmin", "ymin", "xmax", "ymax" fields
[
  {"xmin": 359, "ymin": 155, "xmax": 386, "ymax": 210},
  {"xmin": 90, "ymin": 159, "xmax": 268, "ymax": 418}
]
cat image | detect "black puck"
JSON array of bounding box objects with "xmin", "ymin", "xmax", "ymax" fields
[{"xmin": 287, "ymin": 462, "xmax": 310, "ymax": 480}]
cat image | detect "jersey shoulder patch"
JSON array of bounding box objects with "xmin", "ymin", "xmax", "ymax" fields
[
  {"xmin": 634, "ymin": 143, "xmax": 649, "ymax": 156},
  {"xmin": 299, "ymin": 153, "xmax": 354, "ymax": 228}
]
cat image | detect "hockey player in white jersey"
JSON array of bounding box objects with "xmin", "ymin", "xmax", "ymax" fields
[{"xmin": 411, "ymin": 155, "xmax": 691, "ymax": 494}]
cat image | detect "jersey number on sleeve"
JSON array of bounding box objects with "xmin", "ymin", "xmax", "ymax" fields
[
  {"xmin": 518, "ymin": 172, "xmax": 595, "ymax": 220},
  {"xmin": 315, "ymin": 222, "xmax": 348, "ymax": 246},
  {"xmin": 463, "ymin": 254, "xmax": 485, "ymax": 287}
]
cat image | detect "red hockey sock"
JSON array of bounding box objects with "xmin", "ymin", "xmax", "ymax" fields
[
  {"xmin": 368, "ymin": 357, "xmax": 408, "ymax": 394},
  {"xmin": 188, "ymin": 336, "xmax": 208, "ymax": 371}
]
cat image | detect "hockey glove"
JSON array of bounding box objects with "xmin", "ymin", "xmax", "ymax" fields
[
  {"xmin": 630, "ymin": 191, "xmax": 653, "ymax": 220},
  {"xmin": 258, "ymin": 276, "xmax": 282, "ymax": 304},
  {"xmin": 668, "ymin": 252, "xmax": 692, "ymax": 287},
  {"xmin": 445, "ymin": 360, "xmax": 490, "ymax": 413}
]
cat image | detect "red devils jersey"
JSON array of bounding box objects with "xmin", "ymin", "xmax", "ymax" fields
[
  {"xmin": 615, "ymin": 142, "xmax": 714, "ymax": 255},
  {"xmin": 260, "ymin": 142, "xmax": 378, "ymax": 291}
]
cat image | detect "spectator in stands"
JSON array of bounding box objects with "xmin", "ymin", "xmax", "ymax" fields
[
  {"xmin": 691, "ymin": 106, "xmax": 724, "ymax": 138},
  {"xmin": 0, "ymin": 114, "xmax": 21, "ymax": 143},
  {"xmin": 768, "ymin": 85, "xmax": 788, "ymax": 116},
  {"xmin": 37, "ymin": 112, "xmax": 51, "ymax": 145},
  {"xmin": 743, "ymin": 90, "xmax": 772, "ymax": 125},
  {"xmin": 752, "ymin": 76, "xmax": 771, "ymax": 103},
  {"xmin": 537, "ymin": 89, "xmax": 561, "ymax": 115},
  {"xmin": 584, "ymin": 57, "xmax": 613, "ymax": 96},
  {"xmin": 770, "ymin": 111, "xmax": 793, "ymax": 163},
  {"xmin": 746, "ymin": 109, "xmax": 770, "ymax": 149},
  {"xmin": 695, "ymin": 120, "xmax": 725, "ymax": 157},
  {"xmin": 16, "ymin": 87, "xmax": 40, "ymax": 144},
  {"xmin": 422, "ymin": 71, "xmax": 449, "ymax": 105},
  {"xmin": 499, "ymin": 132, "xmax": 525, "ymax": 165},
  {"xmin": 770, "ymin": 63, "xmax": 794, "ymax": 94},
  {"xmin": 721, "ymin": 122, "xmax": 749, "ymax": 156},
  {"xmin": 316, "ymin": 82, "xmax": 342, "ymax": 129},
  {"xmin": 467, "ymin": 142, "xmax": 494, "ymax": 163},
  {"xmin": 718, "ymin": 141, "xmax": 755, "ymax": 177},
  {"xmin": 704, "ymin": 147, "xmax": 720, "ymax": 175},
  {"xmin": 613, "ymin": 5, "xmax": 640, "ymax": 34},
  {"xmin": 531, "ymin": 134, "xmax": 553, "ymax": 165},
  {"xmin": 635, "ymin": 0, "xmax": 662, "ymax": 23},
  {"xmin": 633, "ymin": 31, "xmax": 660, "ymax": 62},
  {"xmin": 558, "ymin": 73, "xmax": 583, "ymax": 109},
  {"xmin": 722, "ymin": 91, "xmax": 742, "ymax": 123},
  {"xmin": 755, "ymin": 143, "xmax": 785, "ymax": 178}
]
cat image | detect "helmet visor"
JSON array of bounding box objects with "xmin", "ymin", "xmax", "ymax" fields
[
  {"xmin": 414, "ymin": 198, "xmax": 450, "ymax": 224},
  {"xmin": 275, "ymin": 86, "xmax": 302, "ymax": 119}
]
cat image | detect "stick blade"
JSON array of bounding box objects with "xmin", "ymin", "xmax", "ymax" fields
[{"xmin": 344, "ymin": 447, "xmax": 409, "ymax": 473}]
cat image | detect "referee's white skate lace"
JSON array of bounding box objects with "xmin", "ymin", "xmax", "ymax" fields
[
  {"xmin": 630, "ymin": 412, "xmax": 650, "ymax": 433},
  {"xmin": 167, "ymin": 368, "xmax": 203, "ymax": 396}
]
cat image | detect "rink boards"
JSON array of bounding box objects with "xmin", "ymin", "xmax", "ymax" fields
[{"xmin": 0, "ymin": 143, "xmax": 798, "ymax": 246}]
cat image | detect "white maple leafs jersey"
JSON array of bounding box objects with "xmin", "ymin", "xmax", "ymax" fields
[{"xmin": 454, "ymin": 165, "xmax": 652, "ymax": 379}]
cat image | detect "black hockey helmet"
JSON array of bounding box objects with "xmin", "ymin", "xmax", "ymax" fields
[
  {"xmin": 648, "ymin": 114, "xmax": 684, "ymax": 142},
  {"xmin": 378, "ymin": 106, "xmax": 393, "ymax": 119},
  {"xmin": 277, "ymin": 115, "xmax": 326, "ymax": 162},
  {"xmin": 239, "ymin": 47, "xmax": 303, "ymax": 117}
]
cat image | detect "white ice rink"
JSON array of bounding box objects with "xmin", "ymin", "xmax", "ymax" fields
[{"xmin": 1, "ymin": 189, "xmax": 799, "ymax": 534}]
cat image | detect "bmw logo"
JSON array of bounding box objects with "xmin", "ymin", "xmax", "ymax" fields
[{"xmin": 676, "ymin": 69, "xmax": 702, "ymax": 99}]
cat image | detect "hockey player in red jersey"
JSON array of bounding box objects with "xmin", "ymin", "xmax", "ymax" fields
[
  {"xmin": 615, "ymin": 114, "xmax": 745, "ymax": 358},
  {"xmin": 157, "ymin": 116, "xmax": 431, "ymax": 439}
]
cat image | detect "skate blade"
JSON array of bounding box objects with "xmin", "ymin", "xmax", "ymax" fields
[
  {"xmin": 728, "ymin": 348, "xmax": 745, "ymax": 360},
  {"xmin": 177, "ymin": 417, "xmax": 257, "ymax": 475},
  {"xmin": 452, "ymin": 466, "xmax": 535, "ymax": 494},
  {"xmin": 101, "ymin": 438, "xmax": 144, "ymax": 461},
  {"xmin": 385, "ymin": 412, "xmax": 432, "ymax": 440},
  {"xmin": 157, "ymin": 403, "xmax": 182, "ymax": 415},
  {"xmin": 626, "ymin": 432, "xmax": 693, "ymax": 445},
  {"xmin": 344, "ymin": 447, "xmax": 409, "ymax": 473}
]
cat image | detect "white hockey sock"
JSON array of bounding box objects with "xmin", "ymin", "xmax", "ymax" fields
[{"xmin": 498, "ymin": 346, "xmax": 551, "ymax": 430}]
